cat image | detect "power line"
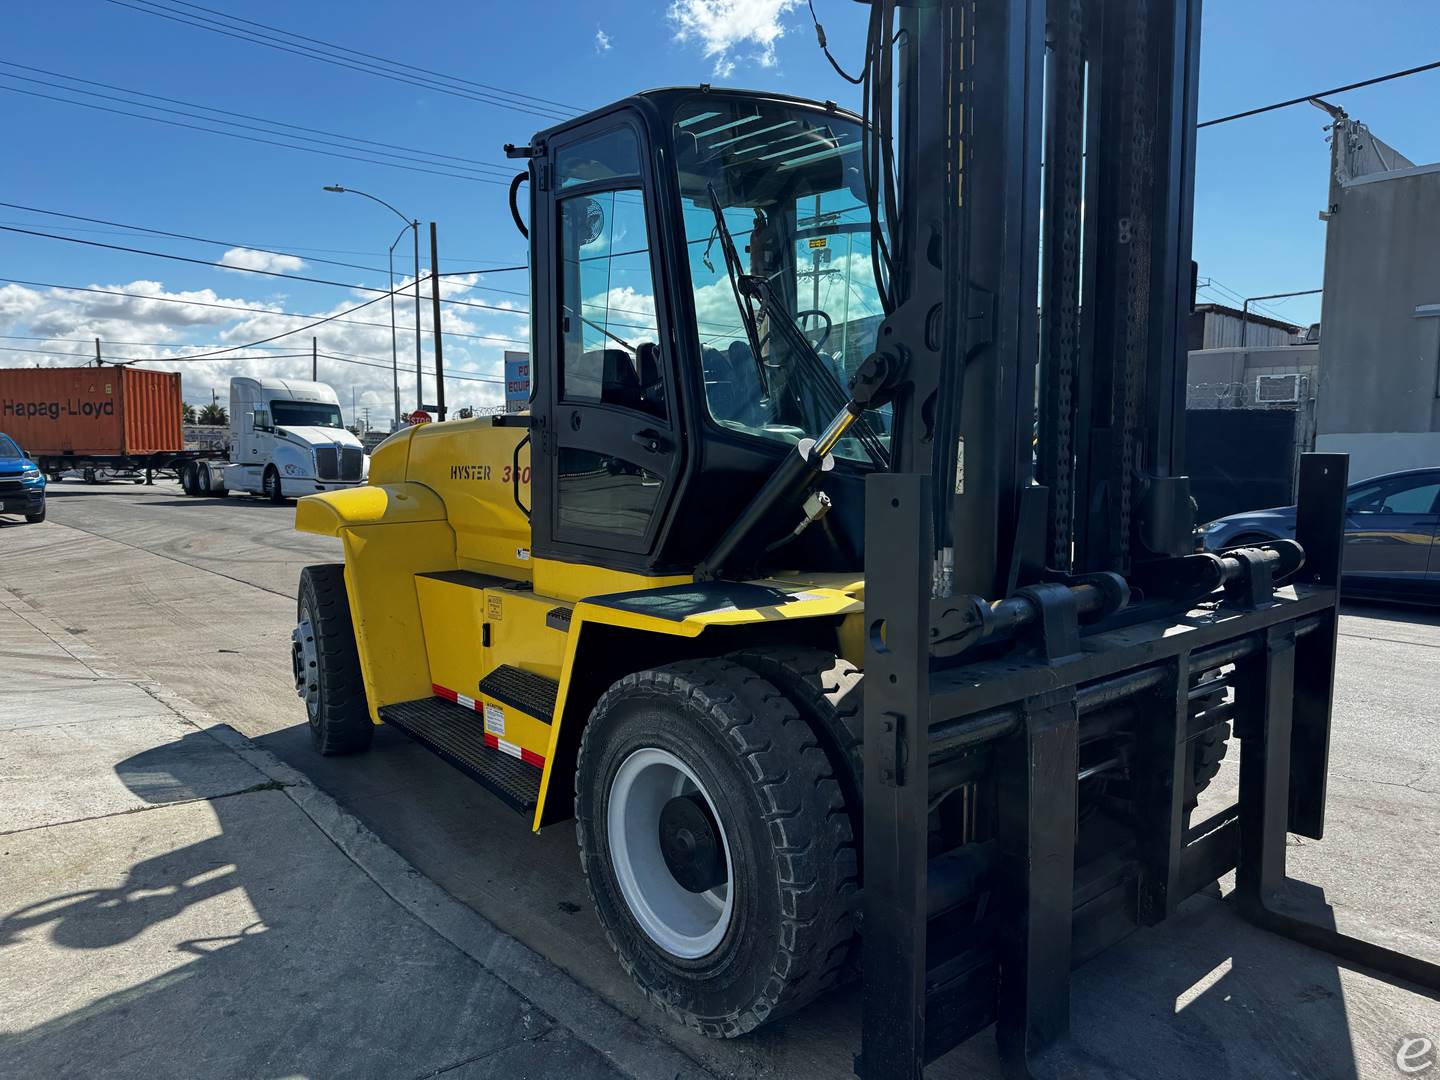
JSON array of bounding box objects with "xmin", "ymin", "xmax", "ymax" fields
[
  {"xmin": 0, "ymin": 225, "xmax": 531, "ymax": 315},
  {"xmin": 0, "ymin": 279, "xmax": 531, "ymax": 348},
  {"xmin": 0, "ymin": 339, "xmax": 504, "ymax": 384},
  {"xmin": 160, "ymin": 0, "xmax": 576, "ymax": 112},
  {"xmin": 2, "ymin": 204, "xmax": 532, "ymax": 303},
  {"xmin": 0, "ymin": 80, "xmax": 508, "ymax": 187},
  {"xmin": 0, "ymin": 61, "xmax": 515, "ymax": 173},
  {"xmin": 1200, "ymin": 58, "xmax": 1440, "ymax": 128},
  {"xmin": 104, "ymin": 0, "xmax": 577, "ymax": 121},
  {"xmin": 0, "ymin": 343, "xmax": 312, "ymax": 362},
  {"xmin": 0, "ymin": 200, "xmax": 394, "ymax": 278}
]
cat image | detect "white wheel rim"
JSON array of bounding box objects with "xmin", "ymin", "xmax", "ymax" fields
[
  {"xmin": 291, "ymin": 614, "xmax": 320, "ymax": 720},
  {"xmin": 608, "ymin": 747, "xmax": 733, "ymax": 959}
]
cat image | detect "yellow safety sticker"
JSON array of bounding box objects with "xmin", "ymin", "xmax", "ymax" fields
[{"xmin": 808, "ymin": 237, "xmax": 828, "ymax": 249}]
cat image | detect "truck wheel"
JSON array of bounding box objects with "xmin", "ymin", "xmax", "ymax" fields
[
  {"xmin": 575, "ymin": 659, "xmax": 858, "ymax": 1037},
  {"xmin": 294, "ymin": 564, "xmax": 373, "ymax": 755},
  {"xmin": 195, "ymin": 464, "xmax": 211, "ymax": 494},
  {"xmin": 263, "ymin": 466, "xmax": 286, "ymax": 504},
  {"xmin": 179, "ymin": 462, "xmax": 197, "ymax": 495}
]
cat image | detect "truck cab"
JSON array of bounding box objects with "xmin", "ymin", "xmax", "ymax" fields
[{"xmin": 204, "ymin": 377, "xmax": 368, "ymax": 500}]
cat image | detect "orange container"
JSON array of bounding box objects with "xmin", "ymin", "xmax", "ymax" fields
[{"xmin": 0, "ymin": 366, "xmax": 184, "ymax": 457}]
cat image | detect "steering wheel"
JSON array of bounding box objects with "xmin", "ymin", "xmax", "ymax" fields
[{"xmin": 793, "ymin": 309, "xmax": 833, "ymax": 351}]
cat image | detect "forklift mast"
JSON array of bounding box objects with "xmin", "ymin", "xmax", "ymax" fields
[{"xmin": 855, "ymin": 0, "xmax": 1440, "ymax": 1076}]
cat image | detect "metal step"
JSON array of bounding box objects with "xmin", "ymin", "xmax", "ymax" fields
[
  {"xmin": 478, "ymin": 664, "xmax": 558, "ymax": 724},
  {"xmin": 379, "ymin": 696, "xmax": 540, "ymax": 814}
]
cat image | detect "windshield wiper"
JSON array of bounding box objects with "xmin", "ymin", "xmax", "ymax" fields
[
  {"xmin": 745, "ymin": 274, "xmax": 889, "ymax": 468},
  {"xmin": 706, "ymin": 185, "xmax": 887, "ymax": 467},
  {"xmin": 706, "ymin": 185, "xmax": 770, "ymax": 394}
]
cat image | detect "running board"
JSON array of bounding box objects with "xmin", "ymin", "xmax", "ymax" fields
[{"xmin": 379, "ymin": 696, "xmax": 541, "ymax": 815}]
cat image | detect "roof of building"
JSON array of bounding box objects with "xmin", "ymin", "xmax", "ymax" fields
[{"xmin": 1192, "ymin": 303, "xmax": 1303, "ymax": 335}]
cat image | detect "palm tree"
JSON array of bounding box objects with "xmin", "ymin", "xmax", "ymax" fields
[
  {"xmin": 182, "ymin": 403, "xmax": 197, "ymax": 424},
  {"xmin": 197, "ymin": 403, "xmax": 228, "ymax": 426}
]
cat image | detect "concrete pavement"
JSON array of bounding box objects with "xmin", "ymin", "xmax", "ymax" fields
[{"xmin": 0, "ymin": 585, "xmax": 707, "ymax": 1080}]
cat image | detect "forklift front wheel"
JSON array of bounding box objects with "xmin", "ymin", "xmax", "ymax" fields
[
  {"xmin": 575, "ymin": 659, "xmax": 858, "ymax": 1038},
  {"xmin": 294, "ymin": 564, "xmax": 373, "ymax": 755}
]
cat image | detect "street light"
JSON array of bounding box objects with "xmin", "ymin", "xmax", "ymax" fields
[{"xmin": 323, "ymin": 184, "xmax": 422, "ymax": 424}]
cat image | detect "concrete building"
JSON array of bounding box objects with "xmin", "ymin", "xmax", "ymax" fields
[{"xmin": 1314, "ymin": 104, "xmax": 1440, "ymax": 480}]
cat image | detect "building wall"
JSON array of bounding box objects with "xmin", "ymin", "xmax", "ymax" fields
[
  {"xmin": 1186, "ymin": 344, "xmax": 1318, "ymax": 408},
  {"xmin": 1315, "ymin": 113, "xmax": 1440, "ymax": 478}
]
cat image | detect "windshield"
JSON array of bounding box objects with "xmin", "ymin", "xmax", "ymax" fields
[
  {"xmin": 272, "ymin": 401, "xmax": 344, "ymax": 429},
  {"xmin": 672, "ymin": 96, "xmax": 889, "ymax": 463},
  {"xmin": 0, "ymin": 436, "xmax": 21, "ymax": 460}
]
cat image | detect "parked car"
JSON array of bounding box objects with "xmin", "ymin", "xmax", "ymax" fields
[
  {"xmin": 1200, "ymin": 467, "xmax": 1440, "ymax": 604},
  {"xmin": 0, "ymin": 433, "xmax": 47, "ymax": 523}
]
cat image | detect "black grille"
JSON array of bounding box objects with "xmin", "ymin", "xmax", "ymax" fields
[
  {"xmin": 379, "ymin": 697, "xmax": 541, "ymax": 814},
  {"xmin": 314, "ymin": 446, "xmax": 363, "ymax": 481},
  {"xmin": 0, "ymin": 479, "xmax": 25, "ymax": 494}
]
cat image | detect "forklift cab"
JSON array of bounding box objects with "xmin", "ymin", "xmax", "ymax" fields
[{"xmin": 519, "ymin": 88, "xmax": 890, "ymax": 578}]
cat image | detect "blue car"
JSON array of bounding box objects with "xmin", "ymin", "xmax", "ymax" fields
[
  {"xmin": 1199, "ymin": 467, "xmax": 1440, "ymax": 604},
  {"xmin": 0, "ymin": 433, "xmax": 46, "ymax": 524}
]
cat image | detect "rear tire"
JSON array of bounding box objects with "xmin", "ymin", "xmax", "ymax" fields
[
  {"xmin": 576, "ymin": 659, "xmax": 858, "ymax": 1038},
  {"xmin": 295, "ymin": 564, "xmax": 373, "ymax": 755},
  {"xmin": 24, "ymin": 505, "xmax": 45, "ymax": 524},
  {"xmin": 179, "ymin": 462, "xmax": 197, "ymax": 495},
  {"xmin": 195, "ymin": 464, "xmax": 211, "ymax": 495}
]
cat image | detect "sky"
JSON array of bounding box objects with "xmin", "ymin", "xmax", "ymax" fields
[{"xmin": 2, "ymin": 0, "xmax": 1437, "ymax": 428}]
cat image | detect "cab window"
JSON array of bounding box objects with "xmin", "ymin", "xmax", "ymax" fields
[{"xmin": 558, "ymin": 188, "xmax": 666, "ymax": 420}]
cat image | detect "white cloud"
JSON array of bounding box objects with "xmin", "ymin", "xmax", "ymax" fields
[
  {"xmin": 594, "ymin": 27, "xmax": 612, "ymax": 53},
  {"xmin": 219, "ymin": 247, "xmax": 306, "ymax": 274},
  {"xmin": 667, "ymin": 0, "xmax": 801, "ymax": 78},
  {"xmin": 0, "ymin": 275, "xmax": 514, "ymax": 428}
]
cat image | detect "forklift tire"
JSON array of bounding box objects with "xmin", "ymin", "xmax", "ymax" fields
[
  {"xmin": 575, "ymin": 659, "xmax": 858, "ymax": 1038},
  {"xmin": 294, "ymin": 564, "xmax": 373, "ymax": 755},
  {"xmin": 728, "ymin": 647, "xmax": 864, "ymax": 850}
]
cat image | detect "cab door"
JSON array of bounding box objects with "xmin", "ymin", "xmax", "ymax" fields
[{"xmin": 531, "ymin": 115, "xmax": 684, "ymax": 569}]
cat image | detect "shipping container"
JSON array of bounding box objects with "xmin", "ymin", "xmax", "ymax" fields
[{"xmin": 0, "ymin": 366, "xmax": 183, "ymax": 458}]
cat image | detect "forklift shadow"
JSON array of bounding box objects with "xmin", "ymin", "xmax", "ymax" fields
[
  {"xmin": 0, "ymin": 730, "xmax": 535, "ymax": 1079},
  {"xmin": 238, "ymin": 721, "xmax": 1392, "ymax": 1080}
]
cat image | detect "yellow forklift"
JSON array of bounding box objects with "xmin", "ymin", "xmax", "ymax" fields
[{"xmin": 290, "ymin": 1, "xmax": 1440, "ymax": 1074}]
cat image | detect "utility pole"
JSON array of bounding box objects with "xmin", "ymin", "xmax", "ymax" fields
[
  {"xmin": 312, "ymin": 337, "xmax": 318, "ymax": 381},
  {"xmin": 94, "ymin": 338, "xmax": 102, "ymax": 367},
  {"xmin": 430, "ymin": 221, "xmax": 446, "ymax": 420},
  {"xmin": 413, "ymin": 218, "xmax": 423, "ymax": 414}
]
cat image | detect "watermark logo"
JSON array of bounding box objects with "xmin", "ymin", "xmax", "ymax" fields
[{"xmin": 1396, "ymin": 1035, "xmax": 1436, "ymax": 1075}]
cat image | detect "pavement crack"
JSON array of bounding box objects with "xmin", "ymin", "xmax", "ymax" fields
[
  {"xmin": 0, "ymin": 781, "xmax": 291, "ymax": 837},
  {"xmin": 408, "ymin": 1028, "xmax": 552, "ymax": 1079}
]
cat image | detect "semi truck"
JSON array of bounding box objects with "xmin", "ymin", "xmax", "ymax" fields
[{"xmin": 182, "ymin": 377, "xmax": 368, "ymax": 501}]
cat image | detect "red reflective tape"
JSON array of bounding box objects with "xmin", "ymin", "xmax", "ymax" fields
[
  {"xmin": 433, "ymin": 683, "xmax": 458, "ymax": 703},
  {"xmin": 520, "ymin": 748, "xmax": 546, "ymax": 769}
]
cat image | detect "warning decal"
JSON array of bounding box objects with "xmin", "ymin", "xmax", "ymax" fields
[{"xmin": 484, "ymin": 702, "xmax": 505, "ymax": 736}]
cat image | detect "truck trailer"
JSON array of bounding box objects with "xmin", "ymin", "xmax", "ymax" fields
[{"xmin": 0, "ymin": 365, "xmax": 213, "ymax": 480}]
